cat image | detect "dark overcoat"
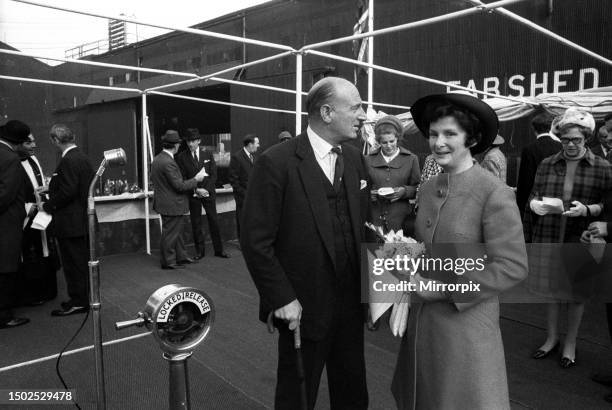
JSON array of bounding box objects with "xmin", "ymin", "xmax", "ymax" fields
[
  {"xmin": 0, "ymin": 142, "xmax": 26, "ymax": 273},
  {"xmin": 150, "ymin": 151, "xmax": 198, "ymax": 216},
  {"xmin": 240, "ymin": 133, "xmax": 370, "ymax": 340}
]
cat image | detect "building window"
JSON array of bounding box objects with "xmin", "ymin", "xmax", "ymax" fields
[{"xmin": 108, "ymin": 76, "xmax": 114, "ymax": 86}]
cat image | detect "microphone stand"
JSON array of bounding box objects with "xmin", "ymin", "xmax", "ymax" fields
[{"xmin": 88, "ymin": 158, "xmax": 108, "ymax": 410}]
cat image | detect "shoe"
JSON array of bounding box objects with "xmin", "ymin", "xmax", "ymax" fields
[
  {"xmin": 560, "ymin": 350, "xmax": 577, "ymax": 369},
  {"xmin": 592, "ymin": 373, "xmax": 612, "ymax": 387},
  {"xmin": 532, "ymin": 341, "xmax": 559, "ymax": 359},
  {"xmin": 177, "ymin": 257, "xmax": 196, "ymax": 264},
  {"xmin": 560, "ymin": 357, "xmax": 576, "ymax": 368},
  {"xmin": 0, "ymin": 317, "xmax": 30, "ymax": 329},
  {"xmin": 51, "ymin": 306, "xmax": 87, "ymax": 316},
  {"xmin": 214, "ymin": 252, "xmax": 230, "ymax": 259},
  {"xmin": 161, "ymin": 264, "xmax": 185, "ymax": 270},
  {"xmin": 193, "ymin": 252, "xmax": 206, "ymax": 260}
]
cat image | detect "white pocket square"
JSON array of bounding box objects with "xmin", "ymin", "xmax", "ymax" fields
[
  {"xmin": 360, "ymin": 180, "xmax": 367, "ymax": 190},
  {"xmin": 204, "ymin": 160, "xmax": 210, "ymax": 163}
]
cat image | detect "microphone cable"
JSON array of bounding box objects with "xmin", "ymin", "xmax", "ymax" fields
[{"xmin": 55, "ymin": 308, "xmax": 90, "ymax": 410}]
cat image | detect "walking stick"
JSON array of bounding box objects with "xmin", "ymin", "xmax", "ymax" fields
[{"xmin": 266, "ymin": 312, "xmax": 308, "ymax": 410}]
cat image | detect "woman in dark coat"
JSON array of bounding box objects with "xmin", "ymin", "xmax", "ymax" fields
[
  {"xmin": 391, "ymin": 93, "xmax": 528, "ymax": 410},
  {"xmin": 366, "ymin": 115, "xmax": 420, "ymax": 234},
  {"xmin": 524, "ymin": 108, "xmax": 612, "ymax": 368}
]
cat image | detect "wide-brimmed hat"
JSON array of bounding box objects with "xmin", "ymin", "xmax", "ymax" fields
[
  {"xmin": 162, "ymin": 129, "xmax": 181, "ymax": 144},
  {"xmin": 374, "ymin": 115, "xmax": 404, "ymax": 136},
  {"xmin": 184, "ymin": 128, "xmax": 202, "ymax": 141},
  {"xmin": 410, "ymin": 93, "xmax": 499, "ymax": 154},
  {"xmin": 492, "ymin": 135, "xmax": 505, "ymax": 146},
  {"xmin": 0, "ymin": 120, "xmax": 31, "ymax": 144}
]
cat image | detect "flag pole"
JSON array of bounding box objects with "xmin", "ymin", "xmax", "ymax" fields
[{"xmin": 367, "ymin": 0, "xmax": 374, "ymax": 112}]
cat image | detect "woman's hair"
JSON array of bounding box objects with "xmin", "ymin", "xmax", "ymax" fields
[
  {"xmin": 425, "ymin": 103, "xmax": 482, "ymax": 149},
  {"xmin": 558, "ymin": 123, "xmax": 593, "ymax": 140},
  {"xmin": 374, "ymin": 123, "xmax": 401, "ymax": 143}
]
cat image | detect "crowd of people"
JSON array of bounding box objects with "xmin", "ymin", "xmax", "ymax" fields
[
  {"xmin": 239, "ymin": 77, "xmax": 612, "ymax": 409},
  {"xmin": 1, "ymin": 121, "xmax": 95, "ymax": 329},
  {"xmin": 2, "ymin": 76, "xmax": 612, "ymax": 408}
]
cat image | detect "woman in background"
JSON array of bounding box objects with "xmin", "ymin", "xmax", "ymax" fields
[
  {"xmin": 366, "ymin": 115, "xmax": 420, "ymax": 234},
  {"xmin": 525, "ymin": 108, "xmax": 611, "ymax": 368}
]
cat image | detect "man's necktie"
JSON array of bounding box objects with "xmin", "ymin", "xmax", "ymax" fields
[
  {"xmin": 193, "ymin": 151, "xmax": 198, "ymax": 164},
  {"xmin": 249, "ymin": 153, "xmax": 254, "ymax": 164},
  {"xmin": 331, "ymin": 146, "xmax": 344, "ymax": 191},
  {"xmin": 606, "ymin": 150, "xmax": 612, "ymax": 164}
]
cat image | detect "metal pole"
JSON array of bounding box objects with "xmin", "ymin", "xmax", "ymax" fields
[
  {"xmin": 305, "ymin": 49, "xmax": 538, "ymax": 105},
  {"xmin": 11, "ymin": 0, "xmax": 294, "ymax": 52},
  {"xmin": 165, "ymin": 353, "xmax": 193, "ymax": 410},
  {"xmin": 467, "ymin": 0, "xmax": 612, "ymax": 67},
  {"xmin": 146, "ymin": 51, "xmax": 293, "ymax": 93},
  {"xmin": 300, "ymin": 0, "xmax": 528, "ymax": 51},
  {"xmin": 295, "ymin": 53, "xmax": 303, "ymax": 135},
  {"xmin": 0, "ymin": 75, "xmax": 141, "ymax": 93},
  {"xmin": 367, "ymin": 0, "xmax": 374, "ymax": 112},
  {"xmin": 148, "ymin": 91, "xmax": 305, "ymax": 115},
  {"xmin": 0, "ymin": 49, "xmax": 198, "ymax": 78},
  {"xmin": 142, "ymin": 93, "xmax": 151, "ymax": 255},
  {"xmin": 88, "ymin": 164, "xmax": 107, "ymax": 410}
]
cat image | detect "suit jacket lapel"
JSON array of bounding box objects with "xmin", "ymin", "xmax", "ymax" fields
[
  {"xmin": 343, "ymin": 149, "xmax": 362, "ymax": 254},
  {"xmin": 296, "ymin": 134, "xmax": 336, "ymax": 269}
]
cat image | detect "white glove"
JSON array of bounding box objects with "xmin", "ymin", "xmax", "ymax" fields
[
  {"xmin": 530, "ymin": 199, "xmax": 548, "ymax": 216},
  {"xmin": 563, "ymin": 200, "xmax": 587, "ymax": 217}
]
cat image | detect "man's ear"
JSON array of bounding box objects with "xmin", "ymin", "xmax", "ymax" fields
[{"xmin": 320, "ymin": 104, "xmax": 333, "ymax": 124}]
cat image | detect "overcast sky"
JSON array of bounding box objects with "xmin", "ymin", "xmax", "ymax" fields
[{"xmin": 0, "ymin": 0, "xmax": 271, "ymax": 64}]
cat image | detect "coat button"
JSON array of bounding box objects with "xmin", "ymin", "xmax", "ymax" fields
[{"xmin": 426, "ymin": 218, "xmax": 432, "ymax": 227}]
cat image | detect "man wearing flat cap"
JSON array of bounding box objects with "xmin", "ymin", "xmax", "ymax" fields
[
  {"xmin": 277, "ymin": 130, "xmax": 292, "ymax": 143},
  {"xmin": 151, "ymin": 130, "xmax": 208, "ymax": 269},
  {"xmin": 176, "ymin": 128, "xmax": 229, "ymax": 260},
  {"xmin": 0, "ymin": 120, "xmax": 31, "ymax": 329}
]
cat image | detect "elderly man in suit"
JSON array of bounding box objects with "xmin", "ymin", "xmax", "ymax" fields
[
  {"xmin": 241, "ymin": 77, "xmax": 370, "ymax": 409},
  {"xmin": 0, "ymin": 120, "xmax": 31, "ymax": 329},
  {"xmin": 176, "ymin": 128, "xmax": 229, "ymax": 259},
  {"xmin": 42, "ymin": 124, "xmax": 94, "ymax": 317},
  {"xmin": 229, "ymin": 133, "xmax": 259, "ymax": 238},
  {"xmin": 151, "ymin": 130, "xmax": 207, "ymax": 269},
  {"xmin": 516, "ymin": 112, "xmax": 562, "ymax": 216}
]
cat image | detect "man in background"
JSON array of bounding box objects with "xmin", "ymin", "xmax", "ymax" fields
[
  {"xmin": 229, "ymin": 133, "xmax": 259, "ymax": 238},
  {"xmin": 278, "ymin": 130, "xmax": 292, "ymax": 143},
  {"xmin": 0, "ymin": 120, "xmax": 30, "ymax": 329},
  {"xmin": 151, "ymin": 130, "xmax": 207, "ymax": 269},
  {"xmin": 43, "ymin": 124, "xmax": 94, "ymax": 317},
  {"xmin": 176, "ymin": 128, "xmax": 229, "ymax": 260},
  {"xmin": 516, "ymin": 112, "xmax": 562, "ymax": 217}
]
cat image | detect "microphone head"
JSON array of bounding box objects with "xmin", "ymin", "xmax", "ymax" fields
[{"xmin": 103, "ymin": 148, "xmax": 127, "ymax": 167}]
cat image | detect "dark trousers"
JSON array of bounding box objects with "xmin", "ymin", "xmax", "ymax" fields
[
  {"xmin": 234, "ymin": 198, "xmax": 243, "ymax": 239},
  {"xmin": 0, "ymin": 272, "xmax": 19, "ymax": 323},
  {"xmin": 20, "ymin": 230, "xmax": 59, "ymax": 304},
  {"xmin": 274, "ymin": 287, "xmax": 368, "ymax": 410},
  {"xmin": 57, "ymin": 236, "xmax": 89, "ymax": 307},
  {"xmin": 188, "ymin": 196, "xmax": 224, "ymax": 255},
  {"xmin": 160, "ymin": 215, "xmax": 188, "ymax": 266}
]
